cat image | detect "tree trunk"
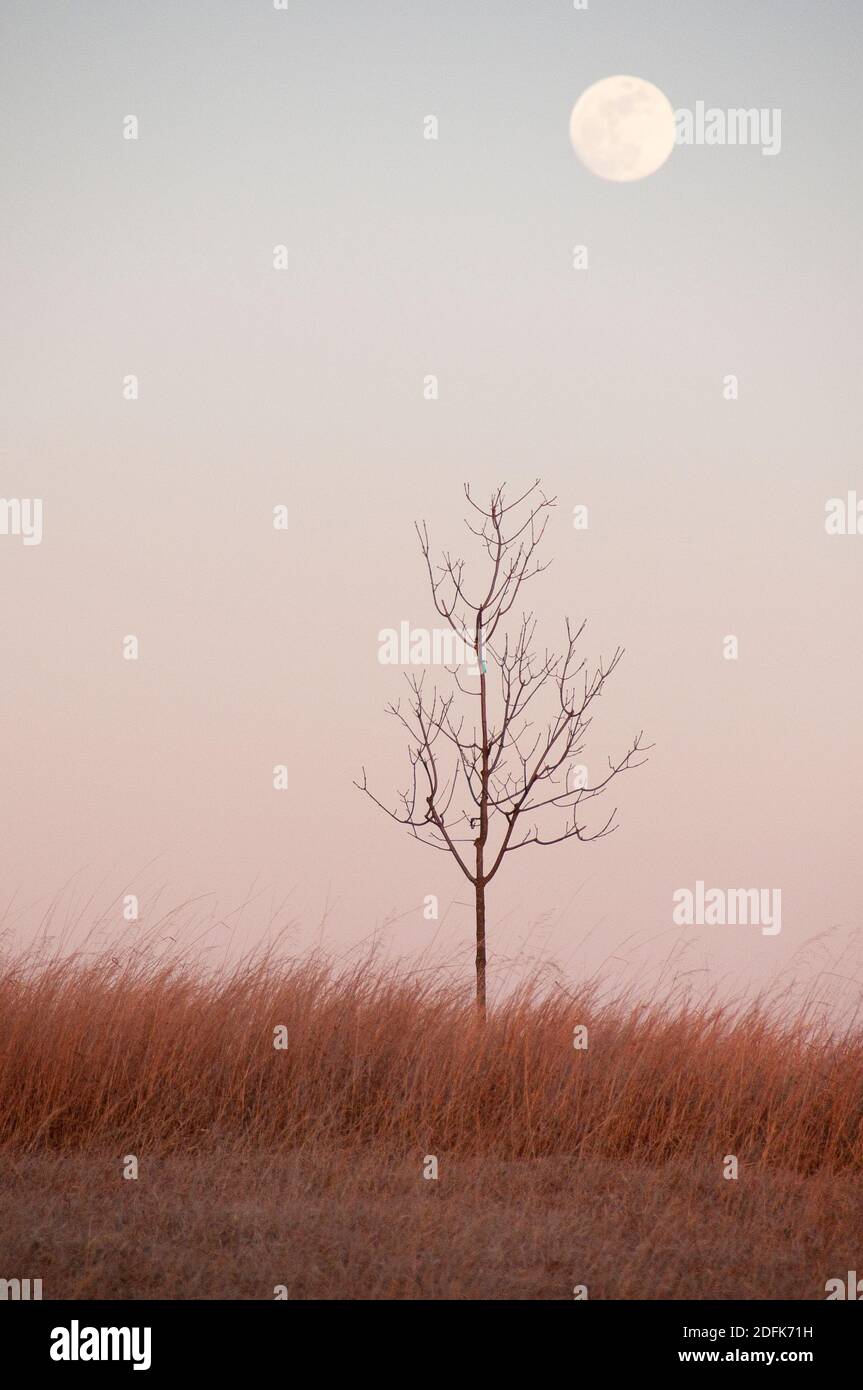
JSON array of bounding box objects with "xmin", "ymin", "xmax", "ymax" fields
[
  {"xmin": 475, "ymin": 606, "xmax": 489, "ymax": 1019},
  {"xmin": 475, "ymin": 877, "xmax": 486, "ymax": 1017}
]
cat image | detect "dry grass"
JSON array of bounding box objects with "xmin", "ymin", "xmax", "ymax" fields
[{"xmin": 1, "ymin": 932, "xmax": 861, "ymax": 1298}]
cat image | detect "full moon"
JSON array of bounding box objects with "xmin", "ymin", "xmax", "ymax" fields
[{"xmin": 569, "ymin": 75, "xmax": 676, "ymax": 182}]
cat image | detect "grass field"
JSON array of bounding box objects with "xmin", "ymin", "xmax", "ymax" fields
[{"xmin": 1, "ymin": 933, "xmax": 861, "ymax": 1299}]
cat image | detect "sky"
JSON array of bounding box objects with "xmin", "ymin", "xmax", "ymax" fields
[{"xmin": 1, "ymin": 1, "xmax": 862, "ymax": 1004}]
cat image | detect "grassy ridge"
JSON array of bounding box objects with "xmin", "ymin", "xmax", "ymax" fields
[{"xmin": 1, "ymin": 936, "xmax": 861, "ymax": 1298}]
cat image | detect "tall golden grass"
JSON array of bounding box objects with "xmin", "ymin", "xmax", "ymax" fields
[{"xmin": 1, "ymin": 930, "xmax": 861, "ymax": 1172}]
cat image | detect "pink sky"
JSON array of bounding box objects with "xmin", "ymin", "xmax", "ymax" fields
[{"xmin": 2, "ymin": 0, "xmax": 862, "ymax": 1008}]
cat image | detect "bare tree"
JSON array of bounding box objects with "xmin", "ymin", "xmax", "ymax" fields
[{"xmin": 357, "ymin": 481, "xmax": 649, "ymax": 1016}]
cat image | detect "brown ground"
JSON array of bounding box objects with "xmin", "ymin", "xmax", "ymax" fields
[{"xmin": 1, "ymin": 1150, "xmax": 859, "ymax": 1300}]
